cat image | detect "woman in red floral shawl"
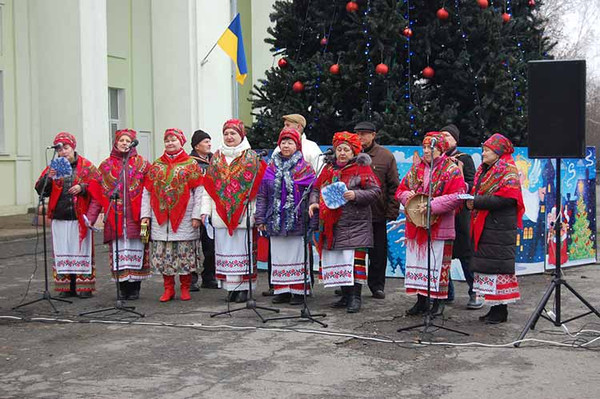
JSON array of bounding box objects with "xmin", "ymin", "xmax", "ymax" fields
[
  {"xmin": 87, "ymin": 129, "xmax": 151, "ymax": 300},
  {"xmin": 466, "ymin": 133, "xmax": 524, "ymax": 324},
  {"xmin": 395, "ymin": 132, "xmax": 466, "ymax": 317},
  {"xmin": 35, "ymin": 132, "xmax": 100, "ymax": 297},
  {"xmin": 308, "ymin": 132, "xmax": 381, "ymax": 313},
  {"xmin": 141, "ymin": 129, "xmax": 204, "ymax": 302},
  {"xmin": 201, "ymin": 119, "xmax": 266, "ymax": 303}
]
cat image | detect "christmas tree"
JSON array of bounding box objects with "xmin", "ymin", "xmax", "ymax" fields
[
  {"xmin": 250, "ymin": 0, "xmax": 554, "ymax": 148},
  {"xmin": 570, "ymin": 195, "xmax": 595, "ymax": 260}
]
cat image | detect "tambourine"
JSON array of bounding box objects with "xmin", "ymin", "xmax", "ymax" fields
[
  {"xmin": 140, "ymin": 221, "xmax": 150, "ymax": 244},
  {"xmin": 405, "ymin": 194, "xmax": 438, "ymax": 228}
]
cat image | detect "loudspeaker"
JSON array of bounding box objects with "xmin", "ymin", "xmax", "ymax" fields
[{"xmin": 528, "ymin": 60, "xmax": 586, "ymax": 159}]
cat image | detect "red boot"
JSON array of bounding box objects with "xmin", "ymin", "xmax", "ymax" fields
[
  {"xmin": 159, "ymin": 275, "xmax": 176, "ymax": 302},
  {"xmin": 179, "ymin": 274, "xmax": 192, "ymax": 301}
]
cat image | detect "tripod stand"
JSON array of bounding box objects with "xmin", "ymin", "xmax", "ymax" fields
[
  {"xmin": 264, "ymin": 160, "xmax": 327, "ymax": 327},
  {"xmin": 14, "ymin": 149, "xmax": 72, "ymax": 313},
  {"xmin": 515, "ymin": 158, "xmax": 600, "ymax": 347},
  {"xmin": 398, "ymin": 149, "xmax": 468, "ymax": 337},
  {"xmin": 211, "ymin": 154, "xmax": 279, "ymax": 322},
  {"xmin": 80, "ymin": 148, "xmax": 144, "ymax": 318}
]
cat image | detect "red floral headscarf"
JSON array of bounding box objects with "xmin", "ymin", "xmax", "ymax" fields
[
  {"xmin": 164, "ymin": 128, "xmax": 186, "ymax": 146},
  {"xmin": 277, "ymin": 127, "xmax": 302, "ymax": 152},
  {"xmin": 53, "ymin": 132, "xmax": 77, "ymax": 149},
  {"xmin": 422, "ymin": 131, "xmax": 449, "ymax": 153},
  {"xmin": 333, "ymin": 131, "xmax": 362, "ymax": 155},
  {"xmin": 223, "ymin": 119, "xmax": 246, "ymax": 139},
  {"xmin": 115, "ymin": 128, "xmax": 137, "ymax": 142},
  {"xmin": 483, "ymin": 133, "xmax": 514, "ymax": 156}
]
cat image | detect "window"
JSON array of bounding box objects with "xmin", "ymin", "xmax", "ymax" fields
[{"xmin": 108, "ymin": 87, "xmax": 125, "ymax": 145}]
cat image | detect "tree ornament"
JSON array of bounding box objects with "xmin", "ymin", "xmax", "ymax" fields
[
  {"xmin": 403, "ymin": 27, "xmax": 413, "ymax": 38},
  {"xmin": 292, "ymin": 81, "xmax": 305, "ymax": 92},
  {"xmin": 329, "ymin": 64, "xmax": 340, "ymax": 74},
  {"xmin": 278, "ymin": 58, "xmax": 288, "ymax": 69},
  {"xmin": 528, "ymin": 0, "xmax": 536, "ymax": 7},
  {"xmin": 502, "ymin": 13, "xmax": 511, "ymax": 23},
  {"xmin": 422, "ymin": 66, "xmax": 435, "ymax": 79},
  {"xmin": 320, "ymin": 37, "xmax": 328, "ymax": 46},
  {"xmin": 375, "ymin": 63, "xmax": 389, "ymax": 75},
  {"xmin": 346, "ymin": 1, "xmax": 359, "ymax": 13},
  {"xmin": 436, "ymin": 8, "xmax": 449, "ymax": 21},
  {"xmin": 477, "ymin": 0, "xmax": 489, "ymax": 9}
]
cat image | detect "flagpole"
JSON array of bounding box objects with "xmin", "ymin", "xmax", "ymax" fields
[
  {"xmin": 231, "ymin": 0, "xmax": 239, "ymax": 118},
  {"xmin": 200, "ymin": 41, "xmax": 220, "ymax": 67}
]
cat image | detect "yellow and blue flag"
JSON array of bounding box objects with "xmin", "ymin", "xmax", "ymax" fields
[{"xmin": 217, "ymin": 13, "xmax": 248, "ymax": 85}]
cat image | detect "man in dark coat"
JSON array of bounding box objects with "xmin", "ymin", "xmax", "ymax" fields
[
  {"xmin": 189, "ymin": 129, "xmax": 217, "ymax": 290},
  {"xmin": 440, "ymin": 124, "xmax": 483, "ymax": 309},
  {"xmin": 355, "ymin": 121, "xmax": 400, "ymax": 299}
]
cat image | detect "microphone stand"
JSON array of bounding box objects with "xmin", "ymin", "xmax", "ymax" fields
[
  {"xmin": 398, "ymin": 148, "xmax": 468, "ymax": 337},
  {"xmin": 14, "ymin": 148, "xmax": 72, "ymax": 313},
  {"xmin": 80, "ymin": 146, "xmax": 144, "ymax": 318},
  {"xmin": 211, "ymin": 151, "xmax": 280, "ymax": 321},
  {"xmin": 264, "ymin": 158, "xmax": 327, "ymax": 327}
]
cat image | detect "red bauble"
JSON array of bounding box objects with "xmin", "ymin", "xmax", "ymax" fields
[
  {"xmin": 403, "ymin": 27, "xmax": 413, "ymax": 38},
  {"xmin": 375, "ymin": 63, "xmax": 389, "ymax": 75},
  {"xmin": 422, "ymin": 66, "xmax": 435, "ymax": 79},
  {"xmin": 528, "ymin": 0, "xmax": 536, "ymax": 6},
  {"xmin": 477, "ymin": 0, "xmax": 489, "ymax": 9},
  {"xmin": 502, "ymin": 13, "xmax": 511, "ymax": 23},
  {"xmin": 278, "ymin": 58, "xmax": 288, "ymax": 68},
  {"xmin": 292, "ymin": 81, "xmax": 305, "ymax": 93},
  {"xmin": 436, "ymin": 8, "xmax": 449, "ymax": 21},
  {"xmin": 329, "ymin": 64, "xmax": 340, "ymax": 75},
  {"xmin": 346, "ymin": 1, "xmax": 359, "ymax": 13},
  {"xmin": 320, "ymin": 37, "xmax": 328, "ymax": 46}
]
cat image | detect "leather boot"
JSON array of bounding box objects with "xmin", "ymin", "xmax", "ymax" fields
[
  {"xmin": 431, "ymin": 299, "xmax": 445, "ymax": 317},
  {"xmin": 485, "ymin": 304, "xmax": 508, "ymax": 324},
  {"xmin": 406, "ymin": 295, "xmax": 428, "ymax": 316},
  {"xmin": 179, "ymin": 274, "xmax": 192, "ymax": 301},
  {"xmin": 347, "ymin": 284, "xmax": 362, "ymax": 313},
  {"xmin": 159, "ymin": 275, "xmax": 176, "ymax": 302},
  {"xmin": 331, "ymin": 286, "xmax": 351, "ymax": 308},
  {"xmin": 118, "ymin": 282, "xmax": 128, "ymax": 300},
  {"xmin": 128, "ymin": 281, "xmax": 141, "ymax": 300}
]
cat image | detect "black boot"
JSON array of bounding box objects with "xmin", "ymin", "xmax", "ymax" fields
[
  {"xmin": 478, "ymin": 307, "xmax": 493, "ymax": 322},
  {"xmin": 128, "ymin": 281, "xmax": 141, "ymax": 300},
  {"xmin": 431, "ymin": 299, "xmax": 445, "ymax": 317},
  {"xmin": 331, "ymin": 286, "xmax": 351, "ymax": 308},
  {"xmin": 272, "ymin": 293, "xmax": 291, "ymax": 304},
  {"xmin": 235, "ymin": 290, "xmax": 248, "ymax": 303},
  {"xmin": 228, "ymin": 290, "xmax": 239, "ymax": 302},
  {"xmin": 190, "ymin": 272, "xmax": 200, "ymax": 292},
  {"xmin": 118, "ymin": 282, "xmax": 128, "ymax": 300},
  {"xmin": 347, "ymin": 284, "xmax": 362, "ymax": 313},
  {"xmin": 485, "ymin": 304, "xmax": 508, "ymax": 324},
  {"xmin": 406, "ymin": 295, "xmax": 428, "ymax": 316}
]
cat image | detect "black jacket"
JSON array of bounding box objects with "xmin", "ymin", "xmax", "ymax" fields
[
  {"xmin": 470, "ymin": 167, "xmax": 518, "ymax": 275},
  {"xmin": 448, "ymin": 149, "xmax": 475, "ymax": 258}
]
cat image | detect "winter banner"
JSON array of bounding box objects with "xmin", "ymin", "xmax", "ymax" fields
[{"xmin": 386, "ymin": 146, "xmax": 597, "ymax": 279}]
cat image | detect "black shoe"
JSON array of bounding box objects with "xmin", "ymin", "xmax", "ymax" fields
[
  {"xmin": 372, "ymin": 289, "xmax": 385, "ymax": 299},
  {"xmin": 289, "ymin": 294, "xmax": 304, "ymax": 306},
  {"xmin": 478, "ymin": 308, "xmax": 493, "ymax": 322},
  {"xmin": 272, "ymin": 293, "xmax": 291, "ymax": 304},
  {"xmin": 58, "ymin": 291, "xmax": 77, "ymax": 298},
  {"xmin": 200, "ymin": 280, "xmax": 219, "ymax": 289},
  {"xmin": 331, "ymin": 287, "xmax": 350, "ymax": 308},
  {"xmin": 235, "ymin": 290, "xmax": 248, "ymax": 303},
  {"xmin": 406, "ymin": 295, "xmax": 428, "ymax": 316},
  {"xmin": 118, "ymin": 282, "xmax": 128, "ymax": 300},
  {"xmin": 262, "ymin": 288, "xmax": 275, "ymax": 297},
  {"xmin": 347, "ymin": 284, "xmax": 362, "ymax": 313},
  {"xmin": 128, "ymin": 282, "xmax": 141, "ymax": 300},
  {"xmin": 228, "ymin": 291, "xmax": 239, "ymax": 302},
  {"xmin": 78, "ymin": 291, "xmax": 93, "ymax": 299},
  {"xmin": 431, "ymin": 299, "xmax": 445, "ymax": 317},
  {"xmin": 189, "ymin": 283, "xmax": 200, "ymax": 292},
  {"xmin": 485, "ymin": 305, "xmax": 508, "ymax": 324}
]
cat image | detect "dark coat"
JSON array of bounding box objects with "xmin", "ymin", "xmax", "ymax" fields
[
  {"xmin": 470, "ymin": 193, "xmax": 518, "ymax": 275},
  {"xmin": 35, "ymin": 154, "xmax": 82, "ymax": 221},
  {"xmin": 448, "ymin": 149, "xmax": 476, "ymax": 258},
  {"xmin": 310, "ymin": 154, "xmax": 381, "ymax": 250},
  {"xmin": 364, "ymin": 143, "xmax": 400, "ymax": 222}
]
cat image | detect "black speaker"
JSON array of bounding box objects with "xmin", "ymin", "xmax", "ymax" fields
[{"xmin": 528, "ymin": 60, "xmax": 586, "ymax": 159}]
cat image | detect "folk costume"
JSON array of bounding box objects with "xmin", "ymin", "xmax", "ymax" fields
[
  {"xmin": 87, "ymin": 129, "xmax": 151, "ymax": 300},
  {"xmin": 35, "ymin": 132, "xmax": 100, "ymax": 296},
  {"xmin": 470, "ymin": 133, "xmax": 524, "ymax": 323},
  {"xmin": 201, "ymin": 119, "xmax": 266, "ymax": 301},
  {"xmin": 396, "ymin": 132, "xmax": 466, "ymax": 316},
  {"xmin": 255, "ymin": 128, "xmax": 316, "ymax": 304},
  {"xmin": 309, "ymin": 132, "xmax": 381, "ymax": 313},
  {"xmin": 141, "ymin": 128, "xmax": 204, "ymax": 302}
]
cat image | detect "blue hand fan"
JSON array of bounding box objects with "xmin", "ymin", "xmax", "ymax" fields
[
  {"xmin": 322, "ymin": 181, "xmax": 348, "ymax": 209},
  {"xmin": 49, "ymin": 157, "xmax": 73, "ymax": 179}
]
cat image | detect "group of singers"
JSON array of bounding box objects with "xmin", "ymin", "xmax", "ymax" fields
[{"xmin": 35, "ymin": 114, "xmax": 524, "ymax": 324}]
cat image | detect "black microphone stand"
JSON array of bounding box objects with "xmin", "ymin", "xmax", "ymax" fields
[
  {"xmin": 398, "ymin": 147, "xmax": 468, "ymax": 337},
  {"xmin": 14, "ymin": 148, "xmax": 72, "ymax": 313},
  {"xmin": 264, "ymin": 157, "xmax": 328, "ymax": 327},
  {"xmin": 211, "ymin": 151, "xmax": 280, "ymax": 321},
  {"xmin": 80, "ymin": 146, "xmax": 144, "ymax": 318}
]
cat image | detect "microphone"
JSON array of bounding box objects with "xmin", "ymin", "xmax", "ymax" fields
[
  {"xmin": 255, "ymin": 149, "xmax": 269, "ymax": 158},
  {"xmin": 47, "ymin": 142, "xmax": 63, "ymax": 150},
  {"xmin": 320, "ymin": 148, "xmax": 334, "ymax": 156},
  {"xmin": 127, "ymin": 139, "xmax": 139, "ymax": 149},
  {"xmin": 429, "ymin": 137, "xmax": 437, "ymax": 148}
]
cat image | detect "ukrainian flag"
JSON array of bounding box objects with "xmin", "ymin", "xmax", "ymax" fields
[{"xmin": 217, "ymin": 13, "xmax": 248, "ymax": 85}]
